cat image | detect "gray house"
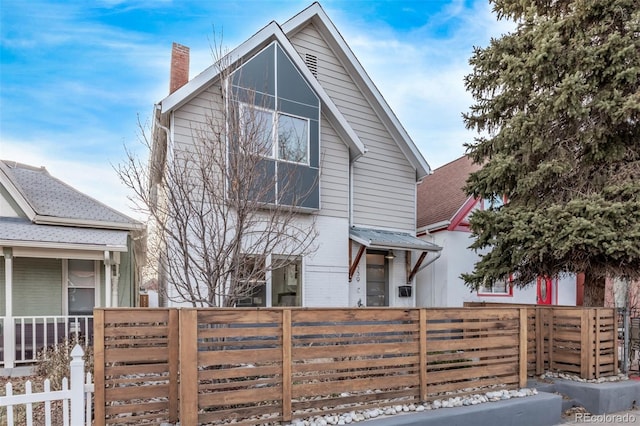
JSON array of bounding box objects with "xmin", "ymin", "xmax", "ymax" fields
[
  {"xmin": 0, "ymin": 160, "xmax": 143, "ymax": 368},
  {"xmin": 151, "ymin": 3, "xmax": 441, "ymax": 308}
]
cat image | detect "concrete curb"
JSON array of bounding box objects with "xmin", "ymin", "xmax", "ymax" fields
[
  {"xmin": 552, "ymin": 379, "xmax": 640, "ymax": 415},
  {"xmin": 361, "ymin": 392, "xmax": 562, "ymax": 426}
]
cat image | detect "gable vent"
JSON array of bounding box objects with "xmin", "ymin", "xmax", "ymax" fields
[{"xmin": 305, "ymin": 53, "xmax": 318, "ymax": 77}]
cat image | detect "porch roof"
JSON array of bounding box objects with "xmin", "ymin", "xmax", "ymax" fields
[
  {"xmin": 0, "ymin": 217, "xmax": 129, "ymax": 251},
  {"xmin": 349, "ymin": 226, "xmax": 442, "ymax": 252}
]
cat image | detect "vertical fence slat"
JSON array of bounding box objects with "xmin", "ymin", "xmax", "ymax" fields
[
  {"xmin": 614, "ymin": 309, "xmax": 619, "ymax": 374},
  {"xmin": 168, "ymin": 308, "xmax": 180, "ymax": 423},
  {"xmin": 535, "ymin": 308, "xmax": 543, "ymax": 375},
  {"xmin": 92, "ymin": 309, "xmax": 105, "ymax": 426},
  {"xmin": 419, "ymin": 309, "xmax": 427, "ymax": 402},
  {"xmin": 548, "ymin": 309, "xmax": 554, "ymax": 372},
  {"xmin": 519, "ymin": 308, "xmax": 528, "ymax": 388},
  {"xmin": 594, "ymin": 309, "xmax": 601, "ymax": 379},
  {"xmin": 580, "ymin": 310, "xmax": 590, "ymax": 378},
  {"xmin": 282, "ymin": 309, "xmax": 292, "ymax": 422},
  {"xmin": 180, "ymin": 309, "xmax": 198, "ymax": 426}
]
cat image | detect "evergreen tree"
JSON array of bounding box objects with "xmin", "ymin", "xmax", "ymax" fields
[{"xmin": 463, "ymin": 0, "xmax": 640, "ymax": 306}]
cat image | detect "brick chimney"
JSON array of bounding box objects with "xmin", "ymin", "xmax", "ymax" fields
[{"xmin": 169, "ymin": 42, "xmax": 190, "ymax": 94}]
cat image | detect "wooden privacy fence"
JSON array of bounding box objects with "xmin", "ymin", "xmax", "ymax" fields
[
  {"xmin": 465, "ymin": 303, "xmax": 618, "ymax": 379},
  {"xmin": 93, "ymin": 307, "xmax": 528, "ymax": 426}
]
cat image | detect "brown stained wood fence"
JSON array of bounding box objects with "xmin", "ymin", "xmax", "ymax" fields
[
  {"xmin": 464, "ymin": 303, "xmax": 618, "ymax": 380},
  {"xmin": 93, "ymin": 307, "xmax": 529, "ymax": 426}
]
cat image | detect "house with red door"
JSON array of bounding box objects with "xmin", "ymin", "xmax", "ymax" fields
[{"xmin": 415, "ymin": 155, "xmax": 577, "ymax": 307}]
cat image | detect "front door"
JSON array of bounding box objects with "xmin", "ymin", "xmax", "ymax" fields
[
  {"xmin": 366, "ymin": 251, "xmax": 388, "ymax": 306},
  {"xmin": 537, "ymin": 276, "xmax": 553, "ymax": 305}
]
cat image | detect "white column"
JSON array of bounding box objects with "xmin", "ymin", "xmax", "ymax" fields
[
  {"xmin": 4, "ymin": 248, "xmax": 15, "ymax": 368},
  {"xmin": 104, "ymin": 251, "xmax": 112, "ymax": 308}
]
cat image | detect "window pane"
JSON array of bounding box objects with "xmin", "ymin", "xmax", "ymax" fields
[
  {"xmin": 240, "ymin": 104, "xmax": 274, "ymax": 156},
  {"xmin": 235, "ymin": 255, "xmax": 267, "ymax": 307},
  {"xmin": 68, "ymin": 288, "xmax": 94, "ymax": 315},
  {"xmin": 272, "ymin": 259, "xmax": 301, "ymax": 307},
  {"xmin": 69, "ymin": 259, "xmax": 95, "ymax": 288},
  {"xmin": 278, "ymin": 114, "xmax": 308, "ymax": 163}
]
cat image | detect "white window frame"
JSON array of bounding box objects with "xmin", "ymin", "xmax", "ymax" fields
[
  {"xmin": 63, "ymin": 259, "xmax": 100, "ymax": 315},
  {"xmin": 239, "ymin": 102, "xmax": 310, "ymax": 166}
]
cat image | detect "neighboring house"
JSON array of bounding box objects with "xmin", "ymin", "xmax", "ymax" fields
[
  {"xmin": 0, "ymin": 160, "xmax": 143, "ymax": 368},
  {"xmin": 416, "ymin": 155, "xmax": 577, "ymax": 307},
  {"xmin": 151, "ymin": 3, "xmax": 441, "ymax": 308}
]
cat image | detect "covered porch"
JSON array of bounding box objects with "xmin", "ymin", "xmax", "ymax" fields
[{"xmin": 1, "ymin": 219, "xmax": 134, "ymax": 368}]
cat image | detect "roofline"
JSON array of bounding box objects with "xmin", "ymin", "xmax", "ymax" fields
[
  {"xmin": 33, "ymin": 215, "xmax": 145, "ymax": 231},
  {"xmin": 281, "ymin": 3, "xmax": 431, "ymax": 179},
  {"xmin": 159, "ymin": 22, "xmax": 366, "ymax": 160},
  {"xmin": 0, "ymin": 161, "xmax": 37, "ymax": 220},
  {"xmin": 0, "ymin": 240, "xmax": 128, "ymax": 252},
  {"xmin": 418, "ymin": 220, "xmax": 451, "ymax": 233}
]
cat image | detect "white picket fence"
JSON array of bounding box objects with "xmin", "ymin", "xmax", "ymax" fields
[{"xmin": 0, "ymin": 344, "xmax": 94, "ymax": 426}]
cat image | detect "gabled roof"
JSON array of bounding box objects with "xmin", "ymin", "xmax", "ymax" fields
[
  {"xmin": 0, "ymin": 160, "xmax": 141, "ymax": 231},
  {"xmin": 416, "ymin": 155, "xmax": 481, "ymax": 230},
  {"xmin": 158, "ymin": 2, "xmax": 430, "ymax": 178}
]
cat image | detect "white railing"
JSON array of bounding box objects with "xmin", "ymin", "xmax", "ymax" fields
[
  {"xmin": 1, "ymin": 315, "xmax": 93, "ymax": 367},
  {"xmin": 0, "ymin": 345, "xmax": 93, "ymax": 426}
]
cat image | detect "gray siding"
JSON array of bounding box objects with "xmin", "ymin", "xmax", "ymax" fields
[
  {"xmin": 12, "ymin": 258, "xmax": 63, "ymax": 316},
  {"xmin": 289, "ymin": 23, "xmax": 417, "ymax": 231}
]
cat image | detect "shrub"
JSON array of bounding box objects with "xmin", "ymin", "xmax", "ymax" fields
[{"xmin": 35, "ymin": 337, "xmax": 94, "ymax": 390}]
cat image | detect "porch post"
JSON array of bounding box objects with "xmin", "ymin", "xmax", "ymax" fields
[
  {"xmin": 104, "ymin": 251, "xmax": 112, "ymax": 307},
  {"xmin": 3, "ymin": 248, "xmax": 15, "ymax": 368}
]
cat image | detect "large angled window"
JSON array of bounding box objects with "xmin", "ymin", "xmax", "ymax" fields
[{"xmin": 231, "ymin": 42, "xmax": 320, "ymax": 210}]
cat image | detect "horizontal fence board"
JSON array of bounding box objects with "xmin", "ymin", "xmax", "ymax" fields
[
  {"xmin": 292, "ymin": 375, "xmax": 418, "ymax": 398},
  {"xmin": 293, "ymin": 342, "xmax": 418, "ymax": 358},
  {"xmin": 105, "ymin": 400, "xmax": 169, "ymax": 416},
  {"xmin": 198, "ymin": 347, "xmax": 282, "ymax": 365},
  {"xmin": 427, "ymin": 335, "xmax": 518, "ymax": 351},
  {"xmin": 427, "ymin": 375, "xmax": 519, "ymax": 396},
  {"xmin": 104, "ymin": 347, "xmax": 169, "ymax": 363},
  {"xmin": 293, "ymin": 355, "xmax": 420, "ymax": 373},
  {"xmin": 105, "ymin": 383, "xmax": 170, "ymax": 400},
  {"xmin": 200, "ymin": 364, "xmax": 282, "ymax": 380},
  {"xmin": 198, "ymin": 405, "xmax": 283, "ymax": 425},
  {"xmin": 199, "ymin": 386, "xmax": 282, "ymax": 406}
]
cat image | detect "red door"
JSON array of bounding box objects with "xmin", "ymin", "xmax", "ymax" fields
[{"xmin": 537, "ymin": 276, "xmax": 553, "ymax": 305}]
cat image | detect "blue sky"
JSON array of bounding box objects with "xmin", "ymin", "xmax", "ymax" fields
[{"xmin": 0, "ymin": 0, "xmax": 513, "ymax": 219}]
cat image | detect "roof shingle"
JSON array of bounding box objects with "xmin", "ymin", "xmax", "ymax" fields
[{"xmin": 416, "ymin": 156, "xmax": 481, "ymax": 229}]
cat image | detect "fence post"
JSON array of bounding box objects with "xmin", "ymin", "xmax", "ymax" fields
[
  {"xmin": 419, "ymin": 309, "xmax": 427, "ymax": 402},
  {"xmin": 282, "ymin": 309, "xmax": 292, "ymax": 422},
  {"xmin": 519, "ymin": 308, "xmax": 528, "ymax": 387},
  {"xmin": 180, "ymin": 309, "xmax": 198, "ymax": 426},
  {"xmin": 70, "ymin": 344, "xmax": 85, "ymax": 425},
  {"xmin": 623, "ymin": 307, "xmax": 630, "ymax": 374}
]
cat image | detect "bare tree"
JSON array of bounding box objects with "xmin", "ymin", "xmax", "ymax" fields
[{"xmin": 118, "ymin": 42, "xmax": 319, "ymax": 307}]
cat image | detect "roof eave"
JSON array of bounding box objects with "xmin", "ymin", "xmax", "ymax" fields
[
  {"xmin": 33, "ymin": 215, "xmax": 144, "ymax": 232},
  {"xmin": 0, "ymin": 240, "xmax": 129, "ymax": 252}
]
